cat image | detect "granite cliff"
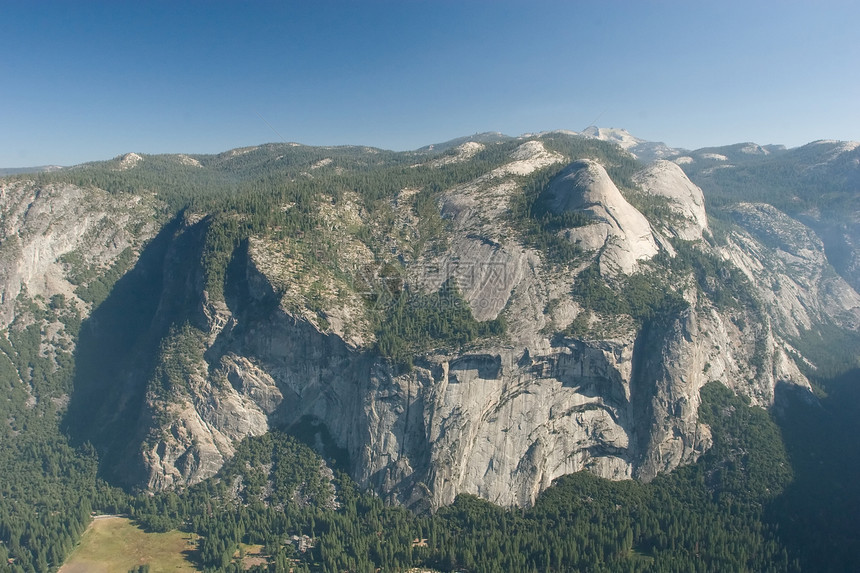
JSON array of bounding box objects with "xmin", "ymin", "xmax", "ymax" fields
[{"xmin": 1, "ymin": 132, "xmax": 857, "ymax": 510}]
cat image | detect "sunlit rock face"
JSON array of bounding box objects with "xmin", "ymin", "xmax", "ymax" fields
[
  {"xmin": 10, "ymin": 135, "xmax": 856, "ymax": 510},
  {"xmin": 546, "ymin": 160, "xmax": 659, "ymax": 276}
]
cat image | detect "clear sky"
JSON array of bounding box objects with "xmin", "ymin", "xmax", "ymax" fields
[{"xmin": 2, "ymin": 0, "xmax": 859, "ymax": 166}]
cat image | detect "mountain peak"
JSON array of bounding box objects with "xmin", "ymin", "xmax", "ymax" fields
[
  {"xmin": 579, "ymin": 126, "xmax": 681, "ymax": 163},
  {"xmin": 580, "ymin": 126, "xmax": 644, "ymax": 148},
  {"xmin": 419, "ymin": 132, "xmax": 511, "ymax": 153}
]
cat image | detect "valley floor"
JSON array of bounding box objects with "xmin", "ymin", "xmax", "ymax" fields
[{"xmin": 59, "ymin": 516, "xmax": 198, "ymax": 573}]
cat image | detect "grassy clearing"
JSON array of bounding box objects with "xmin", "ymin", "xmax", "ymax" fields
[
  {"xmin": 59, "ymin": 516, "xmax": 199, "ymax": 573},
  {"xmin": 235, "ymin": 543, "xmax": 269, "ymax": 569}
]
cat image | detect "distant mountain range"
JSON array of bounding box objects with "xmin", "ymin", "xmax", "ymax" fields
[{"xmin": 0, "ymin": 164, "xmax": 64, "ymax": 176}]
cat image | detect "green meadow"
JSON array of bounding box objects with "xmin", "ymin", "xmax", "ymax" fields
[{"xmin": 59, "ymin": 516, "xmax": 198, "ymax": 573}]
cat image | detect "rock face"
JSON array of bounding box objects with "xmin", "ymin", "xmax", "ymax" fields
[
  {"xmin": 0, "ymin": 180, "xmax": 159, "ymax": 327},
  {"xmin": 5, "ymin": 134, "xmax": 857, "ymax": 511},
  {"xmin": 546, "ymin": 159, "xmax": 659, "ymax": 276},
  {"xmin": 130, "ymin": 213, "xmax": 819, "ymax": 507},
  {"xmin": 103, "ymin": 152, "xmax": 844, "ymax": 510},
  {"xmin": 580, "ymin": 126, "xmax": 681, "ymax": 163},
  {"xmin": 721, "ymin": 203, "xmax": 860, "ymax": 334},
  {"xmin": 633, "ymin": 160, "xmax": 709, "ymax": 241},
  {"xmin": 428, "ymin": 141, "xmax": 562, "ymax": 321},
  {"xmin": 680, "ymin": 138, "xmax": 860, "ymax": 296}
]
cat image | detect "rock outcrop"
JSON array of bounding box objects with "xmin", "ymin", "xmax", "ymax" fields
[
  {"xmin": 108, "ymin": 153, "xmax": 836, "ymax": 509},
  {"xmin": 633, "ymin": 160, "xmax": 709, "ymax": 241},
  {"xmin": 546, "ymin": 159, "xmax": 659, "ymax": 276},
  {"xmin": 0, "ymin": 180, "xmax": 159, "ymax": 326},
  {"xmin": 722, "ymin": 203, "xmax": 860, "ymax": 334},
  {"xmin": 5, "ymin": 134, "xmax": 856, "ymax": 512}
]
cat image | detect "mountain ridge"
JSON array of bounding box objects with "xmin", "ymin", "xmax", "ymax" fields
[
  {"xmin": 3, "ymin": 130, "xmax": 856, "ymax": 513},
  {"xmin": 2, "ymin": 128, "xmax": 859, "ymax": 571},
  {"xmin": 2, "ymin": 129, "xmax": 860, "ymax": 507}
]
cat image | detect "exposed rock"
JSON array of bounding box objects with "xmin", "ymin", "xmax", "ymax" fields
[
  {"xmin": 579, "ymin": 126, "xmax": 681, "ymax": 163},
  {"xmin": 485, "ymin": 140, "xmax": 564, "ymax": 178},
  {"xmin": 740, "ymin": 143, "xmax": 771, "ymax": 155},
  {"xmin": 310, "ymin": 157, "xmax": 333, "ymax": 169},
  {"xmin": 805, "ymin": 216, "xmax": 860, "ymax": 294},
  {"xmin": 127, "ymin": 203, "xmax": 817, "ymax": 507},
  {"xmin": 176, "ymin": 154, "xmax": 202, "ymax": 167},
  {"xmin": 428, "ymin": 142, "xmax": 484, "ymax": 167},
  {"xmin": 633, "ymin": 160, "xmax": 709, "ymax": 241},
  {"xmin": 422, "ymin": 142, "xmax": 564, "ymax": 321},
  {"xmin": 117, "ymin": 152, "xmax": 143, "ymax": 170},
  {"xmin": 9, "ymin": 137, "xmax": 855, "ymax": 513},
  {"xmin": 722, "ymin": 203, "xmax": 860, "ymax": 334},
  {"xmin": 0, "ymin": 180, "xmax": 159, "ymax": 327},
  {"xmin": 546, "ymin": 159, "xmax": 659, "ymax": 275}
]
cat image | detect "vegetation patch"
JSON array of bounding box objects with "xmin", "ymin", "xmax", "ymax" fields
[
  {"xmin": 788, "ymin": 320, "xmax": 860, "ymax": 381},
  {"xmin": 235, "ymin": 543, "xmax": 269, "ymax": 570},
  {"xmin": 570, "ymin": 264, "xmax": 689, "ymax": 331},
  {"xmin": 508, "ymin": 163, "xmax": 589, "ymax": 265},
  {"xmin": 375, "ymin": 280, "xmax": 506, "ymax": 369},
  {"xmin": 148, "ymin": 322, "xmax": 207, "ymax": 396},
  {"xmin": 58, "ymin": 516, "xmax": 197, "ymax": 573}
]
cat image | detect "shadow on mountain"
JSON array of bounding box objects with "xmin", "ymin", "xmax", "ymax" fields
[
  {"xmin": 768, "ymin": 372, "xmax": 860, "ymax": 571},
  {"xmin": 63, "ymin": 214, "xmax": 193, "ymax": 486}
]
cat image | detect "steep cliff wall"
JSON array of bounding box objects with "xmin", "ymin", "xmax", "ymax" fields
[
  {"xmin": 106, "ymin": 145, "xmax": 847, "ymax": 510},
  {"xmin": 0, "ymin": 180, "xmax": 160, "ymax": 327},
  {"xmin": 4, "ymin": 137, "xmax": 855, "ymax": 511}
]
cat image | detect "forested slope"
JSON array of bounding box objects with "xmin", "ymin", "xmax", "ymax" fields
[{"xmin": 0, "ymin": 132, "xmax": 858, "ymax": 571}]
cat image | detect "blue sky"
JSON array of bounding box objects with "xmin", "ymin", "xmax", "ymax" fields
[{"xmin": 2, "ymin": 0, "xmax": 859, "ymax": 166}]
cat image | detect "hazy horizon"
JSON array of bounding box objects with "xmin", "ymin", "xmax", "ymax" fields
[{"xmin": 3, "ymin": 0, "xmax": 859, "ymax": 167}]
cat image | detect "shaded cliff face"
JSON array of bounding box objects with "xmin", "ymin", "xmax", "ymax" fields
[
  {"xmin": 3, "ymin": 133, "xmax": 858, "ymax": 510},
  {"xmin": 0, "ymin": 179, "xmax": 161, "ymax": 428},
  {"xmin": 0, "ymin": 180, "xmax": 160, "ymax": 327}
]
